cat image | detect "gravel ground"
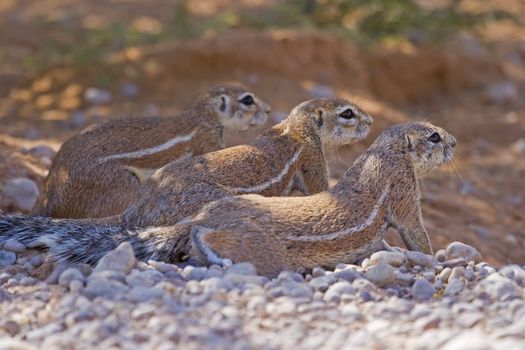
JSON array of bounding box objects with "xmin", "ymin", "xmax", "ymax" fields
[{"xmin": 0, "ymin": 241, "xmax": 524, "ymax": 350}]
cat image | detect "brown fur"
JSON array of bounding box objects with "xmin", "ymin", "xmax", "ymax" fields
[
  {"xmin": 34, "ymin": 85, "xmax": 270, "ymax": 219},
  {"xmin": 119, "ymin": 98, "xmax": 373, "ymax": 228},
  {"xmin": 163, "ymin": 122, "xmax": 456, "ymax": 277}
]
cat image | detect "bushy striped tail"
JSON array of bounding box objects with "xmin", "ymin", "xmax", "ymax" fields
[{"xmin": 0, "ymin": 215, "xmax": 191, "ymax": 266}]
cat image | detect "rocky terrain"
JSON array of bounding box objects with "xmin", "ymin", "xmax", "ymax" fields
[{"xmin": 0, "ymin": 240, "xmax": 524, "ymax": 349}]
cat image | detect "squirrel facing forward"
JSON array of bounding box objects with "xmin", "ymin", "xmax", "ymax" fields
[
  {"xmin": 34, "ymin": 85, "xmax": 270, "ymax": 219},
  {"xmin": 0, "ymin": 98, "xmax": 374, "ymax": 265}
]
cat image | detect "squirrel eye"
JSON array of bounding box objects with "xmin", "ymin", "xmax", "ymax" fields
[
  {"xmin": 428, "ymin": 132, "xmax": 442, "ymax": 143},
  {"xmin": 240, "ymin": 95, "xmax": 254, "ymax": 106},
  {"xmin": 339, "ymin": 109, "xmax": 355, "ymax": 119}
]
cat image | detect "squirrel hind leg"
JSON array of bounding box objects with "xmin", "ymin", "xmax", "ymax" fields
[
  {"xmin": 190, "ymin": 226, "xmax": 228, "ymax": 267},
  {"xmin": 124, "ymin": 165, "xmax": 156, "ymax": 183}
]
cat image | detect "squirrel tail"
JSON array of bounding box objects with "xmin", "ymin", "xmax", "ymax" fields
[{"xmin": 0, "ymin": 215, "xmax": 191, "ymax": 266}]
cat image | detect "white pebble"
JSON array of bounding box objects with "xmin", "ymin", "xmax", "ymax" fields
[{"xmin": 3, "ymin": 239, "xmax": 26, "ymax": 253}]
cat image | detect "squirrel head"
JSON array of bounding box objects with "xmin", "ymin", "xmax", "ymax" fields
[
  {"xmin": 207, "ymin": 85, "xmax": 270, "ymax": 132},
  {"xmin": 288, "ymin": 98, "xmax": 374, "ymax": 149},
  {"xmin": 375, "ymin": 122, "xmax": 457, "ymax": 177}
]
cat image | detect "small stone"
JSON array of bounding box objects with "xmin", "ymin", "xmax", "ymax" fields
[
  {"xmin": 201, "ymin": 277, "xmax": 232, "ymax": 293},
  {"xmin": 0, "ymin": 250, "xmax": 16, "ymax": 267},
  {"xmin": 456, "ymin": 312, "xmax": 483, "ymax": 328},
  {"xmin": 225, "ymin": 262, "xmax": 257, "ymax": 276},
  {"xmin": 422, "ymin": 271, "xmax": 436, "ymax": 282},
  {"xmin": 70, "ymin": 110, "xmax": 86, "ymax": 128},
  {"xmin": 147, "ymin": 260, "xmax": 178, "ymax": 273},
  {"xmin": 323, "ymin": 281, "xmax": 356, "ymax": 303},
  {"xmin": 281, "ymin": 280, "xmax": 313, "ymax": 299},
  {"xmin": 444, "ymin": 278, "xmax": 465, "ymax": 296},
  {"xmin": 414, "ymin": 315, "xmax": 440, "ymax": 330},
  {"xmin": 406, "ymin": 251, "xmax": 434, "ymax": 267},
  {"xmin": 28, "ymin": 145, "xmax": 55, "ymax": 158},
  {"xmin": 340, "ymin": 303, "xmax": 362, "ymax": 320},
  {"xmin": 439, "ymin": 267, "xmax": 452, "ymax": 282},
  {"xmin": 2, "ymin": 320, "xmax": 20, "ymax": 336},
  {"xmin": 58, "ymin": 268, "xmax": 85, "ymax": 286},
  {"xmin": 181, "ymin": 266, "xmax": 207, "ymax": 281},
  {"xmin": 512, "ymin": 138, "xmax": 525, "ymax": 155},
  {"xmin": 277, "ymin": 271, "xmax": 304, "ymax": 283},
  {"xmin": 78, "ymin": 263, "xmax": 93, "ymax": 277},
  {"xmin": 411, "ymin": 278, "xmax": 435, "ymax": 300},
  {"xmin": 204, "ymin": 267, "xmax": 223, "ymax": 279},
  {"xmin": 30, "ymin": 255, "xmax": 44, "ymax": 267},
  {"xmin": 395, "ymin": 270, "xmax": 415, "ymax": 286},
  {"xmin": 224, "ymin": 272, "xmax": 266, "ymax": 287},
  {"xmin": 459, "ymin": 180, "xmax": 476, "ymax": 195},
  {"xmin": 434, "ymin": 279, "xmax": 444, "ymax": 290},
  {"xmin": 361, "ymin": 258, "xmax": 371, "ymax": 269},
  {"xmin": 69, "ymin": 280, "xmax": 84, "ymax": 293},
  {"xmin": 369, "ymin": 251, "xmax": 407, "ymax": 267},
  {"xmin": 443, "ymin": 258, "xmax": 467, "ymax": 268},
  {"xmin": 485, "ymin": 80, "xmax": 518, "ymax": 104},
  {"xmin": 480, "ymin": 273, "xmax": 522, "ymax": 301},
  {"xmin": 465, "ymin": 267, "xmax": 475, "ymax": 281},
  {"xmin": 121, "ymin": 82, "xmax": 139, "ymax": 98},
  {"xmin": 127, "ymin": 286, "xmax": 163, "ymax": 303},
  {"xmin": 435, "ymin": 249, "xmax": 446, "ymax": 262},
  {"xmin": 84, "ymin": 87, "xmax": 112, "ymax": 105},
  {"xmin": 0, "ymin": 272, "xmax": 10, "ymax": 284},
  {"xmin": 442, "ymin": 331, "xmax": 491, "ymax": 350},
  {"xmin": 19, "ymin": 276, "xmax": 35, "ymax": 286},
  {"xmin": 312, "ymin": 267, "xmax": 326, "ymax": 277},
  {"xmin": 445, "ymin": 242, "xmax": 482, "ymax": 263},
  {"xmin": 1, "ymin": 178, "xmax": 39, "ymax": 212},
  {"xmin": 309, "ymin": 276, "xmax": 334, "ymax": 292},
  {"xmin": 499, "ymin": 265, "xmax": 525, "ymax": 287},
  {"xmin": 412, "ymin": 265, "xmax": 423, "ymax": 273},
  {"xmin": 3, "ymin": 239, "xmax": 26, "ymax": 253},
  {"xmin": 448, "ymin": 266, "xmax": 465, "ymax": 282},
  {"xmin": 364, "ymin": 263, "xmax": 395, "ymax": 287},
  {"xmin": 125, "ymin": 269, "xmax": 163, "ymax": 288},
  {"xmin": 94, "ymin": 242, "xmax": 136, "ymax": 274},
  {"xmin": 90, "ymin": 270, "xmax": 126, "ymax": 283},
  {"xmin": 84, "ymin": 277, "xmax": 129, "ymax": 300},
  {"xmin": 332, "ymin": 268, "xmax": 361, "ymax": 282}
]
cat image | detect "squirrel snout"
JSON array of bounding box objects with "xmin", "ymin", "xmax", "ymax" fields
[
  {"xmin": 449, "ymin": 136, "xmax": 457, "ymax": 148},
  {"xmin": 363, "ymin": 114, "xmax": 374, "ymax": 126}
]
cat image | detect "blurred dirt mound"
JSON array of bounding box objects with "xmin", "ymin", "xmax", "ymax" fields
[{"xmin": 114, "ymin": 31, "xmax": 503, "ymax": 105}]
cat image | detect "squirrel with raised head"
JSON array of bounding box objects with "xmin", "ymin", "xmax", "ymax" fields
[
  {"xmin": 182, "ymin": 122, "xmax": 457, "ymax": 277},
  {"xmin": 34, "ymin": 85, "xmax": 270, "ymax": 219}
]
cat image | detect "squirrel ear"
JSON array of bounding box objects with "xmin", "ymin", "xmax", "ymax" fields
[
  {"xmin": 405, "ymin": 133, "xmax": 416, "ymax": 151},
  {"xmin": 314, "ymin": 108, "xmax": 324, "ymax": 128},
  {"xmin": 218, "ymin": 95, "xmax": 229, "ymax": 113}
]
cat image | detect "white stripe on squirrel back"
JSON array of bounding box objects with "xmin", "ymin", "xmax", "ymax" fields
[
  {"xmin": 99, "ymin": 130, "xmax": 196, "ymax": 162},
  {"xmin": 287, "ymin": 186, "xmax": 390, "ymax": 242},
  {"xmin": 223, "ymin": 147, "xmax": 303, "ymax": 194}
]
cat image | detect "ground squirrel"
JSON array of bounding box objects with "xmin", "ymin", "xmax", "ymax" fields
[
  {"xmin": 34, "ymin": 85, "xmax": 271, "ymax": 219},
  {"xmin": 0, "ymin": 98, "xmax": 374, "ymax": 265},
  {"xmin": 179, "ymin": 122, "xmax": 456, "ymax": 277}
]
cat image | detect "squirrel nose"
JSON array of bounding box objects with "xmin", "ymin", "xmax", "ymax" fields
[
  {"xmin": 364, "ymin": 115, "xmax": 373, "ymax": 125},
  {"xmin": 450, "ymin": 136, "xmax": 457, "ymax": 148}
]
